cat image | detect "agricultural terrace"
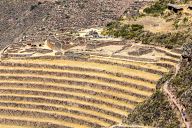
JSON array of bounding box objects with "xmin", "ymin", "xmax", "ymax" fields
[{"xmin": 0, "ymin": 42, "xmax": 181, "ymax": 128}]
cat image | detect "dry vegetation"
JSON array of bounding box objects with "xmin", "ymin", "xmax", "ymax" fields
[
  {"xmin": 0, "ymin": 0, "xmax": 133, "ymax": 50},
  {"xmin": 0, "ymin": 0, "xmax": 188, "ymax": 127},
  {"xmin": 170, "ymin": 61, "xmax": 192, "ymax": 123},
  {"xmin": 0, "ymin": 45, "xmax": 180, "ymax": 127}
]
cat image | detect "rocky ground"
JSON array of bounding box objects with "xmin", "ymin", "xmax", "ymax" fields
[
  {"xmin": 0, "ymin": 0, "xmax": 133, "ymax": 50},
  {"xmin": 1, "ymin": 0, "xmax": 192, "ymax": 127}
]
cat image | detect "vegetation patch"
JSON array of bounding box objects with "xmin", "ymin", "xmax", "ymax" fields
[
  {"xmin": 140, "ymin": 31, "xmax": 192, "ymax": 48},
  {"xmin": 102, "ymin": 21, "xmax": 191, "ymax": 48},
  {"xmin": 30, "ymin": 2, "xmax": 42, "ymax": 11},
  {"xmin": 143, "ymin": 0, "xmax": 175, "ymax": 15},
  {"xmin": 156, "ymin": 72, "xmax": 173, "ymax": 89},
  {"xmin": 123, "ymin": 90, "xmax": 180, "ymax": 127},
  {"xmin": 123, "ymin": 67, "xmax": 179, "ymax": 127},
  {"xmin": 102, "ymin": 22, "xmax": 144, "ymax": 39},
  {"xmin": 170, "ymin": 63, "xmax": 192, "ymax": 117}
]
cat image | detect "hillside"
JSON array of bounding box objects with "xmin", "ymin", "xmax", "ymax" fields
[
  {"xmin": 170, "ymin": 61, "xmax": 192, "ymax": 124},
  {"xmin": 119, "ymin": 0, "xmax": 192, "ymax": 127},
  {"xmin": 0, "ymin": 0, "xmax": 192, "ymax": 128},
  {"xmin": 0, "ymin": 0, "xmax": 133, "ymax": 50}
]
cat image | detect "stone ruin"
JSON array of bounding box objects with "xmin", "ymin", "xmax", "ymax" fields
[
  {"xmin": 64, "ymin": 51, "xmax": 90, "ymax": 60},
  {"xmin": 167, "ymin": 3, "xmax": 183, "ymax": 13},
  {"xmin": 87, "ymin": 30, "xmax": 99, "ymax": 38},
  {"xmin": 128, "ymin": 47, "xmax": 153, "ymax": 56}
]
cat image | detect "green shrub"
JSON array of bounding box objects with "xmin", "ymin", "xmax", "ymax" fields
[
  {"xmin": 103, "ymin": 17, "xmax": 191, "ymax": 48},
  {"xmin": 103, "ymin": 22, "xmax": 144, "ymax": 39},
  {"xmin": 131, "ymin": 24, "xmax": 144, "ymax": 31},
  {"xmin": 183, "ymin": 17, "xmax": 188, "ymax": 23},
  {"xmin": 144, "ymin": 0, "xmax": 175, "ymax": 15}
]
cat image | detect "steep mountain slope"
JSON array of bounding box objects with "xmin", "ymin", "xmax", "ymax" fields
[
  {"xmin": 123, "ymin": 90, "xmax": 180, "ymax": 128},
  {"xmin": 0, "ymin": 0, "xmax": 133, "ymax": 50},
  {"xmin": 170, "ymin": 61, "xmax": 192, "ymax": 125}
]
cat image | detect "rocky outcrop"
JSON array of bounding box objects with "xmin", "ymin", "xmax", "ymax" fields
[{"xmin": 182, "ymin": 39, "xmax": 192, "ymax": 61}]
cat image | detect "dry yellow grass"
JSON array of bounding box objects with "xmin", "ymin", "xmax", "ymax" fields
[
  {"xmin": 0, "ymin": 86, "xmax": 135, "ymax": 109},
  {"xmin": 0, "ymin": 105, "xmax": 110, "ymax": 127},
  {"xmin": 0, "ymin": 124, "xmax": 30, "ymax": 128},
  {"xmin": 0, "ymin": 79, "xmax": 148, "ymax": 101},
  {"xmin": 159, "ymin": 60, "xmax": 178, "ymax": 67},
  {"xmin": 0, "ymin": 65, "xmax": 156, "ymax": 89},
  {"xmin": 0, "ymin": 93, "xmax": 128, "ymax": 116},
  {"xmin": 6, "ymin": 59, "xmax": 161, "ymax": 81},
  {"xmin": 0, "ymin": 114, "xmax": 88, "ymax": 128},
  {"xmin": 122, "ymin": 16, "xmax": 174, "ymax": 33},
  {"xmin": 90, "ymin": 55, "xmax": 169, "ymax": 73},
  {"xmin": 0, "ymin": 100, "xmax": 121, "ymax": 123},
  {"xmin": 0, "ymin": 72, "xmax": 154, "ymax": 96},
  {"xmin": 0, "ymin": 57, "xmax": 171, "ymax": 128},
  {"xmin": 0, "ymin": 66, "xmax": 155, "ymax": 91},
  {"xmin": 163, "ymin": 56, "xmax": 180, "ymax": 61}
]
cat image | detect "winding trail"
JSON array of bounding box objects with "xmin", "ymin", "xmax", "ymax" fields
[{"xmin": 163, "ymin": 63, "xmax": 191, "ymax": 128}]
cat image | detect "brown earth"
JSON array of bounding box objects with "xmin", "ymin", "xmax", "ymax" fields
[{"xmin": 0, "ymin": 0, "xmax": 134, "ymax": 50}]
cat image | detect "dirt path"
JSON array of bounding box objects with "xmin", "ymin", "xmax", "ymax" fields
[
  {"xmin": 163, "ymin": 63, "xmax": 191, "ymax": 128},
  {"xmin": 109, "ymin": 124, "xmax": 153, "ymax": 128}
]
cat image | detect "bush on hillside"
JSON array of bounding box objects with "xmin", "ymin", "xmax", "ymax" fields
[
  {"xmin": 140, "ymin": 31, "xmax": 191, "ymax": 48},
  {"xmin": 170, "ymin": 63, "xmax": 192, "ymax": 117},
  {"xmin": 103, "ymin": 21, "xmax": 191, "ymax": 48},
  {"xmin": 103, "ymin": 22, "xmax": 144, "ymax": 39},
  {"xmin": 156, "ymin": 72, "xmax": 173, "ymax": 89},
  {"xmin": 143, "ymin": 0, "xmax": 175, "ymax": 15},
  {"xmin": 123, "ymin": 90, "xmax": 180, "ymax": 127}
]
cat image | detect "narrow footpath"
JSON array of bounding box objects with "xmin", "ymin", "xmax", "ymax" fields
[{"xmin": 163, "ymin": 63, "xmax": 191, "ymax": 128}]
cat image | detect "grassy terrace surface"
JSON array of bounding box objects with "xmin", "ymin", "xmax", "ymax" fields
[
  {"xmin": 0, "ymin": 124, "xmax": 29, "ymax": 128},
  {"xmin": 0, "ymin": 100, "xmax": 120, "ymax": 122},
  {"xmin": 0, "ymin": 67, "xmax": 156, "ymax": 91},
  {"xmin": 0, "ymin": 80, "xmax": 148, "ymax": 101},
  {"xmin": 90, "ymin": 55, "xmax": 169, "ymax": 73},
  {"xmin": 0, "ymin": 65, "xmax": 156, "ymax": 87},
  {"xmin": 0, "ymin": 57, "xmax": 178, "ymax": 128},
  {"xmin": 6, "ymin": 59, "xmax": 162, "ymax": 81}
]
